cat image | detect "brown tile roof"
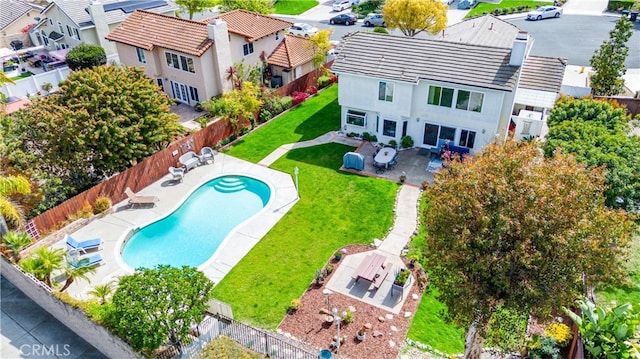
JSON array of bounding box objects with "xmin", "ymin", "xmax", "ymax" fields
[
  {"xmin": 519, "ymin": 55, "xmax": 568, "ymax": 93},
  {"xmin": 105, "ymin": 10, "xmax": 213, "ymax": 56},
  {"xmin": 203, "ymin": 10, "xmax": 292, "ymax": 42},
  {"xmin": 267, "ymin": 34, "xmax": 315, "ymax": 69}
]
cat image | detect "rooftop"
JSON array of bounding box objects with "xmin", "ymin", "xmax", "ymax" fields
[
  {"xmin": 203, "ymin": 10, "xmax": 292, "ymax": 42},
  {"xmin": 435, "ymin": 14, "xmax": 521, "ymax": 48},
  {"xmin": 519, "ymin": 55, "xmax": 568, "ymax": 93},
  {"xmin": 267, "ymin": 34, "xmax": 316, "ymax": 69},
  {"xmin": 0, "ymin": 0, "xmax": 41, "ymax": 30}
]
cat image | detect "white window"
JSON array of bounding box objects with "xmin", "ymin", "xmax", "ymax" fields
[
  {"xmin": 378, "ymin": 81, "xmax": 393, "ymax": 102},
  {"xmin": 427, "ymin": 86, "xmax": 454, "ymax": 107},
  {"xmin": 189, "ymin": 86, "xmax": 199, "ymax": 102},
  {"xmin": 74, "ymin": 28, "xmax": 81, "ymax": 40},
  {"xmin": 165, "ymin": 52, "xmax": 195, "ymax": 73},
  {"xmin": 243, "ymin": 42, "xmax": 254, "ymax": 56},
  {"xmin": 41, "ymin": 30, "xmax": 49, "ymax": 46},
  {"xmin": 455, "ymin": 90, "xmax": 484, "ymax": 112},
  {"xmin": 346, "ymin": 109, "xmax": 366, "ymax": 126},
  {"xmin": 57, "ymin": 21, "xmax": 64, "ymax": 34},
  {"xmin": 459, "ymin": 129, "xmax": 476, "ymax": 148},
  {"xmin": 383, "ymin": 119, "xmax": 396, "ymax": 137},
  {"xmin": 136, "ymin": 47, "xmax": 146, "ymax": 63},
  {"xmin": 66, "ymin": 25, "xmax": 73, "ymax": 37}
]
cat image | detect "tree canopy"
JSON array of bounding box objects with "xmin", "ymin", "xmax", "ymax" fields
[
  {"xmin": 219, "ymin": 0, "xmax": 273, "ymax": 14},
  {"xmin": 110, "ymin": 265, "xmax": 214, "ymax": 354},
  {"xmin": 382, "ymin": 0, "xmax": 447, "ymax": 37},
  {"xmin": 421, "ymin": 140, "xmax": 634, "ymax": 359},
  {"xmin": 590, "ymin": 17, "xmax": 633, "ymax": 96},
  {"xmin": 310, "ymin": 29, "xmax": 333, "ymax": 69},
  {"xmin": 0, "ymin": 175, "xmax": 31, "ymax": 232},
  {"xmin": 4, "ymin": 65, "xmax": 181, "ymax": 195},
  {"xmin": 544, "ymin": 96, "xmax": 640, "ymax": 214},
  {"xmin": 65, "ymin": 43, "xmax": 107, "ymax": 71},
  {"xmin": 176, "ymin": 0, "xmax": 217, "ymax": 19}
]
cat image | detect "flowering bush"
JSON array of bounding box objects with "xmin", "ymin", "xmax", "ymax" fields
[
  {"xmin": 544, "ymin": 323, "xmax": 573, "ymax": 347},
  {"xmin": 308, "ymin": 86, "xmax": 318, "ymax": 95},
  {"xmin": 329, "ymin": 75, "xmax": 338, "ymax": 83},
  {"xmin": 292, "ymin": 91, "xmax": 309, "ymax": 105}
]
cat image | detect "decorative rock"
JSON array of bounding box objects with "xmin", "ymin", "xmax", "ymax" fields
[
  {"xmin": 348, "ymin": 305, "xmax": 357, "ymax": 313},
  {"xmin": 276, "ymin": 329, "xmax": 283, "ymax": 334},
  {"xmin": 390, "ymin": 325, "xmax": 398, "ymax": 332},
  {"xmin": 284, "ymin": 332, "xmax": 291, "ymax": 338},
  {"xmin": 386, "ymin": 314, "xmax": 394, "ymax": 320},
  {"xmin": 373, "ymin": 331, "xmax": 384, "ymax": 337},
  {"xmin": 364, "ymin": 323, "xmax": 372, "ymax": 330},
  {"xmin": 412, "ymin": 293, "xmax": 419, "ymax": 300},
  {"xmin": 340, "ymin": 248, "xmax": 347, "ymax": 254},
  {"xmin": 320, "ymin": 308, "xmax": 332, "ymax": 315},
  {"xmin": 389, "ymin": 340, "xmax": 396, "ymax": 348},
  {"xmin": 378, "ymin": 316, "xmax": 385, "ymax": 322},
  {"xmin": 404, "ymin": 312, "xmax": 412, "ymax": 318}
]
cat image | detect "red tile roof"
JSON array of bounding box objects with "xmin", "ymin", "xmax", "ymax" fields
[
  {"xmin": 267, "ymin": 34, "xmax": 315, "ymax": 69},
  {"xmin": 105, "ymin": 10, "xmax": 213, "ymax": 56},
  {"xmin": 204, "ymin": 10, "xmax": 292, "ymax": 42}
]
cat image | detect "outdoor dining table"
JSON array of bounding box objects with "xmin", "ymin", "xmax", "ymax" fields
[
  {"xmin": 352, "ymin": 253, "xmax": 387, "ymax": 283},
  {"xmin": 374, "ymin": 148, "xmax": 397, "ymax": 168}
]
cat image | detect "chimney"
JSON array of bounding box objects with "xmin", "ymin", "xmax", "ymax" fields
[
  {"xmin": 207, "ymin": 18, "xmax": 233, "ymax": 93},
  {"xmin": 509, "ymin": 31, "xmax": 528, "ymax": 67},
  {"xmin": 88, "ymin": 1, "xmax": 117, "ymax": 55}
]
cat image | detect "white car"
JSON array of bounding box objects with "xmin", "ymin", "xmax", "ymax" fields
[
  {"xmin": 526, "ymin": 6, "xmax": 563, "ymax": 21},
  {"xmin": 287, "ymin": 23, "xmax": 319, "ymax": 37},
  {"xmin": 332, "ymin": 0, "xmax": 352, "ymax": 12},
  {"xmin": 440, "ymin": 0, "xmax": 454, "ymax": 5}
]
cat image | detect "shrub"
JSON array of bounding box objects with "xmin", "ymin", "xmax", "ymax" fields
[
  {"xmin": 329, "ymin": 75, "xmax": 338, "ymax": 83},
  {"xmin": 308, "ymin": 86, "xmax": 318, "ymax": 95},
  {"xmin": 484, "ymin": 306, "xmax": 528, "ymax": 352},
  {"xmin": 362, "ymin": 132, "xmax": 378, "ymax": 142},
  {"xmin": 502, "ymin": 7, "xmax": 510, "ymax": 14},
  {"xmin": 92, "ymin": 196, "xmax": 111, "ymax": 214},
  {"xmin": 544, "ymin": 323, "xmax": 573, "ymax": 347},
  {"xmin": 280, "ymin": 96, "xmax": 293, "ymax": 110},
  {"xmin": 292, "ymin": 91, "xmax": 309, "ymax": 105},
  {"xmin": 373, "ymin": 26, "xmax": 389, "ymax": 34},
  {"xmin": 288, "ymin": 298, "xmax": 301, "ymax": 313},
  {"xmin": 388, "ymin": 139, "xmax": 398, "ymax": 148},
  {"xmin": 65, "ymin": 43, "xmax": 107, "ymax": 70},
  {"xmin": 342, "ymin": 309, "xmax": 353, "ymax": 323},
  {"xmin": 493, "ymin": 8, "xmax": 502, "ymax": 15},
  {"xmin": 317, "ymin": 75, "xmax": 331, "ymax": 88},
  {"xmin": 527, "ymin": 335, "xmax": 561, "ymax": 359},
  {"xmin": 259, "ymin": 109, "xmax": 271, "ymax": 123},
  {"xmin": 400, "ymin": 135, "xmax": 414, "ymax": 148}
]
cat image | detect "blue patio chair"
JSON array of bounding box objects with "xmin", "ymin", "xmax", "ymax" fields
[
  {"xmin": 65, "ymin": 234, "xmax": 103, "ymax": 254},
  {"xmin": 67, "ymin": 253, "xmax": 104, "ymax": 268}
]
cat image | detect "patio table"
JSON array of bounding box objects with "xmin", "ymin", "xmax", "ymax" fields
[
  {"xmin": 352, "ymin": 253, "xmax": 387, "ymax": 283},
  {"xmin": 374, "ymin": 148, "xmax": 397, "ymax": 168}
]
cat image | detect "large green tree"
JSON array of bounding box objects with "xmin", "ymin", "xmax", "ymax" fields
[
  {"xmin": 176, "ymin": 0, "xmax": 217, "ymax": 20},
  {"xmin": 421, "ymin": 140, "xmax": 634, "ymax": 359},
  {"xmin": 544, "ymin": 96, "xmax": 640, "ymax": 214},
  {"xmin": 6, "ymin": 65, "xmax": 181, "ymax": 192},
  {"xmin": 590, "ymin": 17, "xmax": 633, "ymax": 96},
  {"xmin": 111, "ymin": 265, "xmax": 214, "ymax": 354},
  {"xmin": 218, "ymin": 0, "xmax": 273, "ymax": 14},
  {"xmin": 382, "ymin": 0, "xmax": 447, "ymax": 37},
  {"xmin": 65, "ymin": 43, "xmax": 107, "ymax": 71}
]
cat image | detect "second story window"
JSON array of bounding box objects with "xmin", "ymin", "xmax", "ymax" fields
[
  {"xmin": 243, "ymin": 42, "xmax": 254, "ymax": 56},
  {"xmin": 57, "ymin": 21, "xmax": 64, "ymax": 34},
  {"xmin": 165, "ymin": 52, "xmax": 195, "ymax": 73},
  {"xmin": 136, "ymin": 47, "xmax": 146, "ymax": 63},
  {"xmin": 456, "ymin": 90, "xmax": 484, "ymax": 112},
  {"xmin": 427, "ymin": 85, "xmax": 454, "ymax": 107},
  {"xmin": 378, "ymin": 81, "xmax": 393, "ymax": 102}
]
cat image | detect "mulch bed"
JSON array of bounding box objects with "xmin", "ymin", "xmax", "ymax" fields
[{"xmin": 278, "ymin": 245, "xmax": 425, "ymax": 359}]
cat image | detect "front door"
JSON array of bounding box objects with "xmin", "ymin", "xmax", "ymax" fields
[{"xmin": 171, "ymin": 81, "xmax": 189, "ymax": 104}]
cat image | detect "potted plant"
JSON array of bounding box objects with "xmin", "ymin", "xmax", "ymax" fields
[
  {"xmin": 41, "ymin": 82, "xmax": 53, "ymax": 94},
  {"xmin": 356, "ymin": 325, "xmax": 367, "ymax": 341},
  {"xmin": 391, "ymin": 268, "xmax": 411, "ymax": 297},
  {"xmin": 334, "ymin": 250, "xmax": 343, "ymax": 261},
  {"xmin": 314, "ymin": 269, "xmax": 325, "ymax": 286}
]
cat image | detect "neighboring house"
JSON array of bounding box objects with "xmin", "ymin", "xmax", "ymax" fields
[
  {"xmin": 106, "ymin": 10, "xmax": 317, "ymax": 106},
  {"xmin": 0, "ymin": 0, "xmax": 42, "ymax": 49},
  {"xmin": 332, "ymin": 15, "xmax": 566, "ymax": 154},
  {"xmin": 28, "ymin": 0, "xmax": 178, "ymax": 57}
]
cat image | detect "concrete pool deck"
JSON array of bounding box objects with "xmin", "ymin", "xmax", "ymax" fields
[{"xmin": 54, "ymin": 153, "xmax": 299, "ymax": 299}]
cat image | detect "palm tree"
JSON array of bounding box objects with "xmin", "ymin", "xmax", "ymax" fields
[
  {"xmin": 1, "ymin": 230, "xmax": 32, "ymax": 262},
  {"xmin": 20, "ymin": 247, "xmax": 65, "ymax": 287},
  {"xmin": 59, "ymin": 257, "xmax": 96, "ymax": 292},
  {"xmin": 0, "ymin": 175, "xmax": 31, "ymax": 235},
  {"xmin": 88, "ymin": 281, "xmax": 116, "ymax": 304}
]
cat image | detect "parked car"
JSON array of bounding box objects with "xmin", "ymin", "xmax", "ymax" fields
[
  {"xmin": 526, "ymin": 6, "xmax": 563, "ymax": 20},
  {"xmin": 457, "ymin": 0, "xmax": 476, "ymax": 9},
  {"xmin": 332, "ymin": 0, "xmax": 352, "ymax": 12},
  {"xmin": 287, "ymin": 23, "xmax": 319, "ymax": 37},
  {"xmin": 329, "ymin": 13, "xmax": 357, "ymax": 25},
  {"xmin": 363, "ymin": 13, "xmax": 385, "ymax": 27},
  {"xmin": 440, "ymin": 0, "xmax": 454, "ymax": 5}
]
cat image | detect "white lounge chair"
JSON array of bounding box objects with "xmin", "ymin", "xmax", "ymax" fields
[
  {"xmin": 199, "ymin": 147, "xmax": 215, "ymax": 165},
  {"xmin": 168, "ymin": 166, "xmax": 185, "ymax": 182},
  {"xmin": 125, "ymin": 187, "xmax": 159, "ymax": 208}
]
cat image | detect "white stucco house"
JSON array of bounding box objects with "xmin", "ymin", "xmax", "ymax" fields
[{"xmin": 331, "ymin": 15, "xmax": 566, "ymax": 154}]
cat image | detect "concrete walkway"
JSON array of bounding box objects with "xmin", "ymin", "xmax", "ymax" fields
[{"xmin": 258, "ymin": 131, "xmax": 362, "ymax": 167}]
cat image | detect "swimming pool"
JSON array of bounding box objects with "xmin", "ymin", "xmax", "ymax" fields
[{"xmin": 121, "ymin": 175, "xmax": 271, "ymax": 268}]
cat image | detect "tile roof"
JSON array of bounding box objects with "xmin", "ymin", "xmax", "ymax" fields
[
  {"xmin": 106, "ymin": 10, "xmax": 213, "ymax": 56},
  {"xmin": 434, "ymin": 15, "xmax": 520, "ymax": 48},
  {"xmin": 0, "ymin": 0, "xmax": 40, "ymax": 30},
  {"xmin": 202, "ymin": 10, "xmax": 292, "ymax": 42},
  {"xmin": 45, "ymin": 0, "xmax": 177, "ymax": 28},
  {"xmin": 519, "ymin": 55, "xmax": 567, "ymax": 93},
  {"xmin": 267, "ymin": 34, "xmax": 315, "ymax": 69},
  {"xmin": 332, "ymin": 31, "xmax": 520, "ymax": 92}
]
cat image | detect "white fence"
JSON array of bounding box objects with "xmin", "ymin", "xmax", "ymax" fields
[{"xmin": 1, "ymin": 67, "xmax": 70, "ymax": 98}]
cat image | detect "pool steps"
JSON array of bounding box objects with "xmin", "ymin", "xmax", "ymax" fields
[{"xmin": 213, "ymin": 176, "xmax": 247, "ymax": 193}]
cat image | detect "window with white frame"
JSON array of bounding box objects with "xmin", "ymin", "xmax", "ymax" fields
[
  {"xmin": 41, "ymin": 30, "xmax": 49, "ymax": 46},
  {"xmin": 383, "ymin": 119, "xmax": 396, "ymax": 137},
  {"xmin": 243, "ymin": 42, "xmax": 254, "ymax": 56},
  {"xmin": 165, "ymin": 52, "xmax": 195, "ymax": 73},
  {"xmin": 378, "ymin": 81, "xmax": 393, "ymax": 102},
  {"xmin": 423, "ymin": 123, "xmax": 455, "ymax": 147},
  {"xmin": 66, "ymin": 25, "xmax": 73, "ymax": 37},
  {"xmin": 346, "ymin": 109, "xmax": 366, "ymax": 126},
  {"xmin": 136, "ymin": 47, "xmax": 146, "ymax": 63},
  {"xmin": 57, "ymin": 22, "xmax": 64, "ymax": 34},
  {"xmin": 189, "ymin": 86, "xmax": 199, "ymax": 102},
  {"xmin": 74, "ymin": 28, "xmax": 81, "ymax": 40},
  {"xmin": 459, "ymin": 129, "xmax": 476, "ymax": 148},
  {"xmin": 427, "ymin": 86, "xmax": 454, "ymax": 107},
  {"xmin": 66, "ymin": 25, "xmax": 79, "ymax": 40},
  {"xmin": 455, "ymin": 90, "xmax": 484, "ymax": 112}
]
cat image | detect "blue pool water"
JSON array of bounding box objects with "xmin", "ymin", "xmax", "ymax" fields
[{"xmin": 121, "ymin": 176, "xmax": 271, "ymax": 268}]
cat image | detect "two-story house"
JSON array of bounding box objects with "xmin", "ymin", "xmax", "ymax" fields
[
  {"xmin": 28, "ymin": 0, "xmax": 178, "ymax": 58},
  {"xmin": 332, "ymin": 16, "xmax": 566, "ymax": 154},
  {"xmin": 0, "ymin": 0, "xmax": 42, "ymax": 49},
  {"xmin": 105, "ymin": 10, "xmax": 318, "ymax": 105}
]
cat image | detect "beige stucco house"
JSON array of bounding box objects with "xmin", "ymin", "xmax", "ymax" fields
[
  {"xmin": 105, "ymin": 9, "xmax": 318, "ymax": 106},
  {"xmin": 0, "ymin": 0, "xmax": 42, "ymax": 49}
]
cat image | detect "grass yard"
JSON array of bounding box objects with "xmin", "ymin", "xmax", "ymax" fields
[
  {"xmin": 466, "ymin": 0, "xmax": 553, "ymax": 17},
  {"xmin": 225, "ymin": 85, "xmax": 340, "ymax": 163},
  {"xmin": 273, "ymin": 0, "xmax": 319, "ymax": 15},
  {"xmin": 596, "ymin": 233, "xmax": 640, "ymax": 308},
  {"xmin": 211, "ymin": 143, "xmax": 398, "ymax": 328}
]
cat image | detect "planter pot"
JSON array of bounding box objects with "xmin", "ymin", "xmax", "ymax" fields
[
  {"xmin": 356, "ymin": 332, "xmax": 366, "ymax": 341},
  {"xmin": 391, "ymin": 273, "xmax": 412, "ymax": 298}
]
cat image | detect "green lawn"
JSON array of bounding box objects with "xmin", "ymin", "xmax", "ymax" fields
[
  {"xmin": 224, "ymin": 85, "xmax": 340, "ymax": 163},
  {"xmin": 273, "ymin": 0, "xmax": 318, "ymax": 15},
  {"xmin": 212, "ymin": 143, "xmax": 398, "ymax": 328},
  {"xmin": 596, "ymin": 233, "xmax": 640, "ymax": 308},
  {"xmin": 465, "ymin": 0, "xmax": 553, "ymax": 17}
]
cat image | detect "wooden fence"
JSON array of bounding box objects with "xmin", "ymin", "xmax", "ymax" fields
[
  {"xmin": 31, "ymin": 119, "xmax": 234, "ymax": 234},
  {"xmin": 275, "ymin": 60, "xmax": 334, "ymax": 97}
]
